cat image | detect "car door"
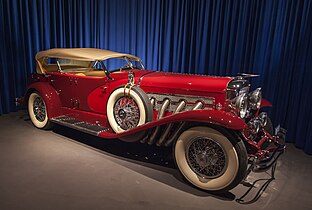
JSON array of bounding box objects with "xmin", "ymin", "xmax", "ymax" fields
[
  {"xmin": 48, "ymin": 72, "xmax": 77, "ymax": 108},
  {"xmin": 73, "ymin": 75, "xmax": 110, "ymax": 114}
]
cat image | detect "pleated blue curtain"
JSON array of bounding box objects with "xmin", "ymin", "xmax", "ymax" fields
[{"xmin": 0, "ymin": 0, "xmax": 312, "ymax": 153}]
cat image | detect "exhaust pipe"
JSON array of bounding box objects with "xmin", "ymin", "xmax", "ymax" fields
[
  {"xmin": 147, "ymin": 98, "xmax": 170, "ymax": 145},
  {"xmin": 156, "ymin": 100, "xmax": 186, "ymax": 146},
  {"xmin": 164, "ymin": 101, "xmax": 204, "ymax": 147}
]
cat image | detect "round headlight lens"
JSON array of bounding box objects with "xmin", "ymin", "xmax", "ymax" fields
[
  {"xmin": 235, "ymin": 93, "xmax": 248, "ymax": 118},
  {"xmin": 249, "ymin": 88, "xmax": 262, "ymax": 110}
]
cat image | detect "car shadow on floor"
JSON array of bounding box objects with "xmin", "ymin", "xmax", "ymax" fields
[{"xmin": 51, "ymin": 123, "xmax": 236, "ymax": 201}]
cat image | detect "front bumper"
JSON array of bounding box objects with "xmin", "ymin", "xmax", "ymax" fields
[{"xmin": 245, "ymin": 120, "xmax": 287, "ymax": 172}]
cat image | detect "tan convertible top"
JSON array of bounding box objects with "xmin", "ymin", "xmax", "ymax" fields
[{"xmin": 36, "ymin": 48, "xmax": 141, "ymax": 61}]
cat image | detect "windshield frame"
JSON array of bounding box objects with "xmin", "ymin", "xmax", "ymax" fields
[{"xmin": 99, "ymin": 56, "xmax": 145, "ymax": 72}]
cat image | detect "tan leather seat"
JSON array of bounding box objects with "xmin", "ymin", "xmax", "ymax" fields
[
  {"xmin": 75, "ymin": 73, "xmax": 86, "ymax": 76},
  {"xmin": 83, "ymin": 71, "xmax": 106, "ymax": 77}
]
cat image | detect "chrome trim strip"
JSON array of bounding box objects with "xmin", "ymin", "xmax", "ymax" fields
[
  {"xmin": 150, "ymin": 97, "xmax": 155, "ymax": 109},
  {"xmin": 137, "ymin": 71, "xmax": 155, "ymax": 86}
]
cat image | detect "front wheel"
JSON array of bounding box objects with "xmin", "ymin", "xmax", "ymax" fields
[
  {"xmin": 174, "ymin": 126, "xmax": 247, "ymax": 192},
  {"xmin": 28, "ymin": 92, "xmax": 52, "ymax": 129}
]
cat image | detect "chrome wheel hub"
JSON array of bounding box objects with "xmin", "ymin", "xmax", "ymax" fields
[
  {"xmin": 118, "ymin": 109, "xmax": 126, "ymax": 119},
  {"xmin": 186, "ymin": 137, "xmax": 227, "ymax": 178},
  {"xmin": 114, "ymin": 97, "xmax": 140, "ymax": 130},
  {"xmin": 33, "ymin": 96, "xmax": 46, "ymax": 122}
]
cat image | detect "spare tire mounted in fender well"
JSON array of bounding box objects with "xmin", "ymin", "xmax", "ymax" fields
[{"xmin": 106, "ymin": 85, "xmax": 153, "ymax": 140}]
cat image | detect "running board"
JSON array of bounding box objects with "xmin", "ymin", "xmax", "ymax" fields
[{"xmin": 51, "ymin": 116, "xmax": 109, "ymax": 136}]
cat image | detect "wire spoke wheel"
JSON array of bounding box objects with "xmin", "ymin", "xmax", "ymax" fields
[
  {"xmin": 33, "ymin": 96, "xmax": 47, "ymax": 122},
  {"xmin": 174, "ymin": 126, "xmax": 248, "ymax": 192},
  {"xmin": 114, "ymin": 97, "xmax": 140, "ymax": 130},
  {"xmin": 186, "ymin": 137, "xmax": 227, "ymax": 179},
  {"xmin": 28, "ymin": 92, "xmax": 52, "ymax": 129}
]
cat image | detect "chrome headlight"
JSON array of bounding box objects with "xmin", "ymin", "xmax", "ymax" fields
[
  {"xmin": 235, "ymin": 93, "xmax": 248, "ymax": 118},
  {"xmin": 226, "ymin": 79, "xmax": 250, "ymax": 100},
  {"xmin": 249, "ymin": 88, "xmax": 262, "ymax": 110}
]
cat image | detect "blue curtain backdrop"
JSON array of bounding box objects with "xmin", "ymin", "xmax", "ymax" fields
[{"xmin": 0, "ymin": 0, "xmax": 312, "ymax": 153}]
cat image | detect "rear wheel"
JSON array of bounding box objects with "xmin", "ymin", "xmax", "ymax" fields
[
  {"xmin": 28, "ymin": 92, "xmax": 52, "ymax": 129},
  {"xmin": 174, "ymin": 126, "xmax": 247, "ymax": 192}
]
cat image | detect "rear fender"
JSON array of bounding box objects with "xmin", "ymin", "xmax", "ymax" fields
[{"xmin": 26, "ymin": 82, "xmax": 62, "ymax": 118}]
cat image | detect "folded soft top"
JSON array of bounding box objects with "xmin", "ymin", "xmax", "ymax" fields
[{"xmin": 36, "ymin": 48, "xmax": 141, "ymax": 62}]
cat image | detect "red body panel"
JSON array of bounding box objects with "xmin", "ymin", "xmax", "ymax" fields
[
  {"xmin": 47, "ymin": 72, "xmax": 109, "ymax": 112},
  {"xmin": 139, "ymin": 72, "xmax": 232, "ymax": 106},
  {"xmin": 140, "ymin": 71, "xmax": 231, "ymax": 94}
]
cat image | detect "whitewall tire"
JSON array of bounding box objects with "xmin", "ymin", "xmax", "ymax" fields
[
  {"xmin": 28, "ymin": 92, "xmax": 52, "ymax": 129},
  {"xmin": 174, "ymin": 126, "xmax": 247, "ymax": 192},
  {"xmin": 107, "ymin": 86, "xmax": 153, "ymax": 135}
]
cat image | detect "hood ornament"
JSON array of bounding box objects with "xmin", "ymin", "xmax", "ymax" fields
[{"xmin": 237, "ymin": 73, "xmax": 260, "ymax": 79}]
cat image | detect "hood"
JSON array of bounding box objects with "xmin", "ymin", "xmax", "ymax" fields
[{"xmin": 139, "ymin": 71, "xmax": 232, "ymax": 94}]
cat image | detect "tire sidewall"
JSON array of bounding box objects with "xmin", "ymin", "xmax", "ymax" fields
[
  {"xmin": 174, "ymin": 126, "xmax": 245, "ymax": 192},
  {"xmin": 28, "ymin": 92, "xmax": 49, "ymax": 129},
  {"xmin": 107, "ymin": 86, "xmax": 152, "ymax": 133}
]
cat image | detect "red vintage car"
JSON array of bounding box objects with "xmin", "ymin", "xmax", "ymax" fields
[{"xmin": 26, "ymin": 48, "xmax": 285, "ymax": 192}]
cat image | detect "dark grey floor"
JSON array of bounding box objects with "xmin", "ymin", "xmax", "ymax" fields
[{"xmin": 0, "ymin": 111, "xmax": 311, "ymax": 210}]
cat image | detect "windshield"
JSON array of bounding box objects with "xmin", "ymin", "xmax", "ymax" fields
[
  {"xmin": 98, "ymin": 57, "xmax": 144, "ymax": 72},
  {"xmin": 41, "ymin": 56, "xmax": 144, "ymax": 77}
]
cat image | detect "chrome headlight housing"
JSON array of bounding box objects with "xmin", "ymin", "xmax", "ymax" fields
[
  {"xmin": 226, "ymin": 79, "xmax": 250, "ymax": 100},
  {"xmin": 235, "ymin": 93, "xmax": 248, "ymax": 118},
  {"xmin": 249, "ymin": 88, "xmax": 262, "ymax": 110}
]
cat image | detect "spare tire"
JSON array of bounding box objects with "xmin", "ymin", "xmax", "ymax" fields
[{"xmin": 107, "ymin": 85, "xmax": 153, "ymax": 137}]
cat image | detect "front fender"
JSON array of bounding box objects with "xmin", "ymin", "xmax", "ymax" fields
[
  {"xmin": 172, "ymin": 109, "xmax": 248, "ymax": 130},
  {"xmin": 260, "ymin": 98, "xmax": 272, "ymax": 108},
  {"xmin": 26, "ymin": 82, "xmax": 62, "ymax": 118},
  {"xmin": 99, "ymin": 109, "xmax": 247, "ymax": 139}
]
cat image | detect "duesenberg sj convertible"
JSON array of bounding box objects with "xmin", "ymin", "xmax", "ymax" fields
[{"xmin": 26, "ymin": 48, "xmax": 285, "ymax": 192}]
